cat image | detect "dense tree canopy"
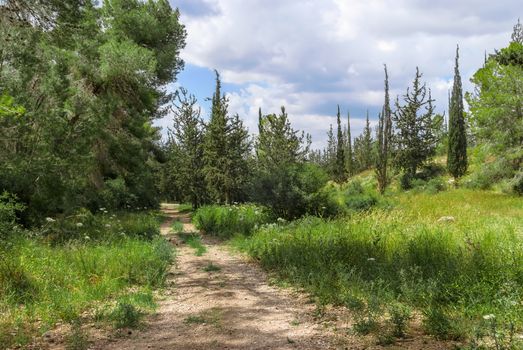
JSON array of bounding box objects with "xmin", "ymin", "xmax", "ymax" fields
[{"xmin": 0, "ymin": 0, "xmax": 186, "ymax": 222}]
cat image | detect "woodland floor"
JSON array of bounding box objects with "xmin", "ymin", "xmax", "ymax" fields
[{"xmin": 38, "ymin": 204, "xmax": 452, "ymax": 350}]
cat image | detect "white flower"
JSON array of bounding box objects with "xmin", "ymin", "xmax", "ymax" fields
[
  {"xmin": 46, "ymin": 217, "xmax": 56, "ymax": 223},
  {"xmin": 76, "ymin": 223, "xmax": 83, "ymax": 227},
  {"xmin": 99, "ymin": 207, "xmax": 105, "ymax": 211},
  {"xmin": 483, "ymin": 314, "xmax": 495, "ymax": 320},
  {"xmin": 84, "ymin": 236, "xmax": 90, "ymax": 240},
  {"xmin": 367, "ymin": 257, "xmax": 376, "ymax": 262}
]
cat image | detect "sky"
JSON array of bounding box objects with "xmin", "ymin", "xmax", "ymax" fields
[{"xmin": 157, "ymin": 0, "xmax": 521, "ymax": 149}]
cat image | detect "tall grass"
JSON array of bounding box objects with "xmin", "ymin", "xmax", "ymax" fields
[
  {"xmin": 235, "ymin": 189, "xmax": 523, "ymax": 343},
  {"xmin": 193, "ymin": 204, "xmax": 271, "ymax": 238},
  {"xmin": 0, "ymin": 211, "xmax": 172, "ymax": 348}
]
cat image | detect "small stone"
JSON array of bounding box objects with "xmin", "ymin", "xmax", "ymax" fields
[{"xmin": 437, "ymin": 216, "xmax": 455, "ymax": 223}]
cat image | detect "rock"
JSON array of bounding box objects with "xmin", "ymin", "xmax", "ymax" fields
[{"xmin": 437, "ymin": 216, "xmax": 455, "ymax": 223}]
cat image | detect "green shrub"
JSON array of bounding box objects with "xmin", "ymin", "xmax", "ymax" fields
[
  {"xmin": 193, "ymin": 204, "xmax": 270, "ymax": 238},
  {"xmin": 110, "ymin": 301, "xmax": 143, "ymax": 329},
  {"xmin": 0, "ymin": 192, "xmax": 25, "ymax": 239},
  {"xmin": 511, "ymin": 171, "xmax": 523, "ymax": 195},
  {"xmin": 388, "ymin": 302, "xmax": 412, "ymax": 338},
  {"xmin": 464, "ymin": 158, "xmax": 515, "ymax": 190}
]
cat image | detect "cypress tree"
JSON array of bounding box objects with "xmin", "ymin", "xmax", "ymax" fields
[
  {"xmin": 447, "ymin": 45, "xmax": 468, "ymax": 179},
  {"xmin": 376, "ymin": 65, "xmax": 392, "ymax": 194},
  {"xmin": 362, "ymin": 110, "xmax": 373, "ymax": 169},
  {"xmin": 335, "ymin": 105, "xmax": 346, "ymax": 182},
  {"xmin": 326, "ymin": 124, "xmax": 336, "ymax": 177},
  {"xmin": 346, "ymin": 111, "xmax": 353, "ymax": 177}
]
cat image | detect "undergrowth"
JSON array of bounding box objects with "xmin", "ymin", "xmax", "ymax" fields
[
  {"xmin": 0, "ymin": 211, "xmax": 172, "ymax": 349},
  {"xmin": 233, "ymin": 189, "xmax": 523, "ymax": 347}
]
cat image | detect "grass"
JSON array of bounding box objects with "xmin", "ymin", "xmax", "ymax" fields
[
  {"xmin": 193, "ymin": 204, "xmax": 270, "ymax": 238},
  {"xmin": 177, "ymin": 203, "xmax": 193, "ymax": 214},
  {"xmin": 233, "ymin": 189, "xmax": 523, "ymax": 347},
  {"xmin": 184, "ymin": 308, "xmax": 223, "ymax": 328},
  {"xmin": 0, "ymin": 211, "xmax": 172, "ymax": 348},
  {"xmin": 171, "ymin": 219, "xmax": 184, "ymax": 233},
  {"xmin": 202, "ymin": 262, "xmax": 221, "ymax": 272},
  {"xmin": 178, "ymin": 232, "xmax": 207, "ymax": 256}
]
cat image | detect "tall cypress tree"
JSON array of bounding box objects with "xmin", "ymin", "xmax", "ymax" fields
[
  {"xmin": 447, "ymin": 45, "xmax": 468, "ymax": 179},
  {"xmin": 335, "ymin": 105, "xmax": 346, "ymax": 182},
  {"xmin": 362, "ymin": 110, "xmax": 373, "ymax": 169},
  {"xmin": 346, "ymin": 111, "xmax": 353, "ymax": 177},
  {"xmin": 203, "ymin": 70, "xmax": 230, "ymax": 203},
  {"xmin": 376, "ymin": 65, "xmax": 392, "ymax": 194}
]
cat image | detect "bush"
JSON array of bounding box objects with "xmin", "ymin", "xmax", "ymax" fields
[
  {"xmin": 0, "ymin": 192, "xmax": 25, "ymax": 239},
  {"xmin": 511, "ymin": 171, "xmax": 523, "ymax": 195},
  {"xmin": 193, "ymin": 204, "xmax": 271, "ymax": 238},
  {"xmin": 38, "ymin": 209, "xmax": 160, "ymax": 243},
  {"xmin": 464, "ymin": 158, "xmax": 515, "ymax": 190}
]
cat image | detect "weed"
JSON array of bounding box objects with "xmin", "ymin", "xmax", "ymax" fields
[
  {"xmin": 388, "ymin": 302, "xmax": 412, "ymax": 338},
  {"xmin": 171, "ymin": 220, "xmax": 184, "ymax": 233},
  {"xmin": 65, "ymin": 319, "xmax": 89, "ymax": 350},
  {"xmin": 203, "ymin": 263, "xmax": 221, "ymax": 272},
  {"xmin": 184, "ymin": 315, "xmax": 206, "ymax": 324},
  {"xmin": 193, "ymin": 204, "xmax": 270, "ymax": 238},
  {"xmin": 110, "ymin": 301, "xmax": 143, "ymax": 329},
  {"xmin": 178, "ymin": 233, "xmax": 206, "ymax": 256}
]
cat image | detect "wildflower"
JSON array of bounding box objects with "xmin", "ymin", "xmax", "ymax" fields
[
  {"xmin": 99, "ymin": 207, "xmax": 105, "ymax": 211},
  {"xmin": 76, "ymin": 223, "xmax": 83, "ymax": 228},
  {"xmin": 84, "ymin": 236, "xmax": 90, "ymax": 240},
  {"xmin": 483, "ymin": 314, "xmax": 495, "ymax": 320},
  {"xmin": 367, "ymin": 257, "xmax": 376, "ymax": 262},
  {"xmin": 46, "ymin": 217, "xmax": 56, "ymax": 223}
]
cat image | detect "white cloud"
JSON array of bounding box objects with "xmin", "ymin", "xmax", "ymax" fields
[{"xmin": 171, "ymin": 0, "xmax": 519, "ymax": 148}]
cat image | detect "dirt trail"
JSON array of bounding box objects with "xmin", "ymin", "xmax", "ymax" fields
[{"xmin": 92, "ymin": 203, "xmax": 337, "ymax": 350}]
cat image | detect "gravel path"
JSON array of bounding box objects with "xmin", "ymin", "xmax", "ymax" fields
[{"xmin": 92, "ymin": 203, "xmax": 336, "ymax": 350}]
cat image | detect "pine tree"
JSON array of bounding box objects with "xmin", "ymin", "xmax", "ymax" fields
[
  {"xmin": 335, "ymin": 105, "xmax": 346, "ymax": 182},
  {"xmin": 447, "ymin": 46, "xmax": 468, "ymax": 179},
  {"xmin": 393, "ymin": 67, "xmax": 436, "ymax": 184},
  {"xmin": 167, "ymin": 88, "xmax": 206, "ymax": 208},
  {"xmin": 346, "ymin": 111, "xmax": 353, "ymax": 177},
  {"xmin": 376, "ymin": 65, "xmax": 393, "ymax": 194}
]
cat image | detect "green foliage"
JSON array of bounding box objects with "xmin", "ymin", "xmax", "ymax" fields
[
  {"xmin": 376, "ymin": 65, "xmax": 393, "ymax": 194},
  {"xmin": 203, "ymin": 263, "xmax": 221, "ymax": 272},
  {"xmin": 203, "ymin": 71, "xmax": 252, "ymax": 204},
  {"xmin": 393, "ymin": 67, "xmax": 437, "ymax": 178},
  {"xmin": 0, "ymin": 231, "xmax": 172, "ymax": 347},
  {"xmin": 110, "ymin": 301, "xmax": 143, "ymax": 329},
  {"xmin": 0, "ymin": 0, "xmax": 186, "ymax": 222},
  {"xmin": 0, "ymin": 192, "xmax": 25, "ymax": 239},
  {"xmin": 178, "ymin": 233, "xmax": 206, "ymax": 256},
  {"xmin": 193, "ymin": 204, "xmax": 271, "ymax": 238},
  {"xmin": 388, "ymin": 302, "xmax": 412, "ymax": 338},
  {"xmin": 335, "ymin": 106, "xmax": 347, "ymax": 182},
  {"xmin": 511, "ymin": 171, "xmax": 523, "ymax": 195},
  {"xmin": 463, "ymin": 158, "xmax": 515, "ymax": 190},
  {"xmin": 65, "ymin": 320, "xmax": 89, "ymax": 350},
  {"xmin": 467, "ymin": 37, "xmax": 523, "ymax": 171},
  {"xmin": 447, "ymin": 46, "xmax": 468, "ymax": 179},
  {"xmin": 237, "ymin": 190, "xmax": 523, "ymax": 342},
  {"xmin": 163, "ymin": 88, "xmax": 207, "ymax": 207}
]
